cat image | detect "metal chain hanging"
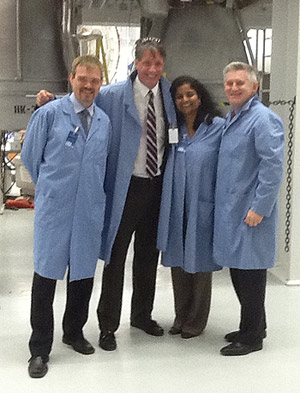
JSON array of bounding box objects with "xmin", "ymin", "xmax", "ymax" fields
[{"xmin": 269, "ymin": 97, "xmax": 296, "ymax": 252}]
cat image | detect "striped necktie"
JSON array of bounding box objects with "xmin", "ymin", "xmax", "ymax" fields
[
  {"xmin": 78, "ymin": 109, "xmax": 90, "ymax": 135},
  {"xmin": 146, "ymin": 90, "xmax": 158, "ymax": 178}
]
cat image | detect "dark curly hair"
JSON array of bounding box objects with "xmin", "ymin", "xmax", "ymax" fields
[{"xmin": 170, "ymin": 76, "xmax": 222, "ymax": 129}]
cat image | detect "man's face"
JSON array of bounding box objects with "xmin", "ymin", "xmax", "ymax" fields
[
  {"xmin": 135, "ymin": 49, "xmax": 164, "ymax": 89},
  {"xmin": 224, "ymin": 69, "xmax": 258, "ymax": 110},
  {"xmin": 69, "ymin": 65, "xmax": 102, "ymax": 108}
]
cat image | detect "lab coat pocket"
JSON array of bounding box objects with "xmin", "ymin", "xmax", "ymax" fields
[
  {"xmin": 226, "ymin": 190, "xmax": 254, "ymax": 224},
  {"xmin": 197, "ymin": 200, "xmax": 214, "ymax": 228},
  {"xmin": 87, "ymin": 132, "xmax": 108, "ymax": 166},
  {"xmin": 34, "ymin": 192, "xmax": 73, "ymax": 229}
]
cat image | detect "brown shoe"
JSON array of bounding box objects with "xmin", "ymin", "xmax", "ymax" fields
[{"xmin": 168, "ymin": 326, "xmax": 182, "ymax": 335}]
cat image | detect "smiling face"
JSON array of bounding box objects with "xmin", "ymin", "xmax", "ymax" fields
[
  {"xmin": 69, "ymin": 64, "xmax": 102, "ymax": 108},
  {"xmin": 224, "ymin": 69, "xmax": 258, "ymax": 111},
  {"xmin": 175, "ymin": 83, "xmax": 200, "ymax": 119},
  {"xmin": 135, "ymin": 49, "xmax": 164, "ymax": 89}
]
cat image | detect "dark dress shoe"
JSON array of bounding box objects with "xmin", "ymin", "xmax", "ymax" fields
[
  {"xmin": 224, "ymin": 330, "xmax": 267, "ymax": 342},
  {"xmin": 131, "ymin": 319, "xmax": 164, "ymax": 336},
  {"xmin": 181, "ymin": 331, "xmax": 198, "ymax": 339},
  {"xmin": 220, "ymin": 341, "xmax": 263, "ymax": 356},
  {"xmin": 99, "ymin": 331, "xmax": 117, "ymax": 351},
  {"xmin": 62, "ymin": 337, "xmax": 95, "ymax": 355},
  {"xmin": 28, "ymin": 356, "xmax": 49, "ymax": 378},
  {"xmin": 168, "ymin": 326, "xmax": 182, "ymax": 335},
  {"xmin": 224, "ymin": 330, "xmax": 240, "ymax": 342}
]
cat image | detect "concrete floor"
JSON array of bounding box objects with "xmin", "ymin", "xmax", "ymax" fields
[{"xmin": 0, "ymin": 209, "xmax": 300, "ymax": 393}]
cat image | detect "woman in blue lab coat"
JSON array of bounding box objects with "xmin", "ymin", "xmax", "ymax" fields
[{"xmin": 157, "ymin": 76, "xmax": 224, "ymax": 338}]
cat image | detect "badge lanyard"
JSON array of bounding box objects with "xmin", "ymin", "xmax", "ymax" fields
[{"xmin": 65, "ymin": 126, "xmax": 80, "ymax": 148}]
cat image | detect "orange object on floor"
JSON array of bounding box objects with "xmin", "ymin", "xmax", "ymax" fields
[{"xmin": 6, "ymin": 198, "xmax": 34, "ymax": 209}]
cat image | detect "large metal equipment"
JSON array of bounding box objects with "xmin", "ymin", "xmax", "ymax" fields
[
  {"xmin": 0, "ymin": 0, "xmax": 68, "ymax": 131},
  {"xmin": 0, "ymin": 0, "xmax": 69, "ymax": 211},
  {"xmin": 162, "ymin": 3, "xmax": 248, "ymax": 105}
]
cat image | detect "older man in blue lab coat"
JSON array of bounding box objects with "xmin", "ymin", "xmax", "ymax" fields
[
  {"xmin": 37, "ymin": 37, "xmax": 176, "ymax": 352},
  {"xmin": 214, "ymin": 62, "xmax": 284, "ymax": 356},
  {"xmin": 22, "ymin": 55, "xmax": 111, "ymax": 378}
]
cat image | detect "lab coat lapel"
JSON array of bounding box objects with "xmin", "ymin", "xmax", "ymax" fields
[
  {"xmin": 87, "ymin": 110, "xmax": 102, "ymax": 140},
  {"xmin": 223, "ymin": 94, "xmax": 258, "ymax": 134},
  {"xmin": 160, "ymin": 77, "xmax": 175, "ymax": 127},
  {"xmin": 61, "ymin": 95, "xmax": 82, "ymax": 130},
  {"xmin": 123, "ymin": 78, "xmax": 141, "ymax": 126},
  {"xmin": 188, "ymin": 122, "xmax": 209, "ymax": 145}
]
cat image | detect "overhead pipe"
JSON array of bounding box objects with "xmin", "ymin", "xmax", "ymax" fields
[
  {"xmin": 15, "ymin": 0, "xmax": 22, "ymax": 80},
  {"xmin": 61, "ymin": 0, "xmax": 80, "ymax": 78},
  {"xmin": 233, "ymin": 8, "xmax": 255, "ymax": 65}
]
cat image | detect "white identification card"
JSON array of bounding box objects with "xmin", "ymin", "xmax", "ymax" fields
[{"xmin": 168, "ymin": 127, "xmax": 179, "ymax": 144}]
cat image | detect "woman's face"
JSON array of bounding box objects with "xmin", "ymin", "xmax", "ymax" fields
[{"xmin": 175, "ymin": 83, "xmax": 200, "ymax": 117}]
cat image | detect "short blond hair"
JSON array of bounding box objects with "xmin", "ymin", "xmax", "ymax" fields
[{"xmin": 71, "ymin": 55, "xmax": 103, "ymax": 77}]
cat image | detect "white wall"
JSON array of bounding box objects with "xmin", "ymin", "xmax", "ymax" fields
[{"xmin": 270, "ymin": 0, "xmax": 300, "ymax": 285}]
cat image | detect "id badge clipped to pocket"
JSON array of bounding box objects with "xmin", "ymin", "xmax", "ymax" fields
[
  {"xmin": 168, "ymin": 126, "xmax": 179, "ymax": 144},
  {"xmin": 65, "ymin": 126, "xmax": 79, "ymax": 148}
]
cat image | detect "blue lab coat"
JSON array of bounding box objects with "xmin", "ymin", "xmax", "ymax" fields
[
  {"xmin": 21, "ymin": 94, "xmax": 111, "ymax": 281},
  {"xmin": 95, "ymin": 72, "xmax": 177, "ymax": 262},
  {"xmin": 157, "ymin": 117, "xmax": 225, "ymax": 273},
  {"xmin": 213, "ymin": 95, "xmax": 284, "ymax": 269}
]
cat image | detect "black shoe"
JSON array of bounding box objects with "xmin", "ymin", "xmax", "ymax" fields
[
  {"xmin": 62, "ymin": 336, "xmax": 95, "ymax": 355},
  {"xmin": 220, "ymin": 341, "xmax": 263, "ymax": 356},
  {"xmin": 181, "ymin": 331, "xmax": 198, "ymax": 339},
  {"xmin": 224, "ymin": 330, "xmax": 267, "ymax": 342},
  {"xmin": 168, "ymin": 326, "xmax": 182, "ymax": 335},
  {"xmin": 131, "ymin": 319, "xmax": 164, "ymax": 336},
  {"xmin": 28, "ymin": 356, "xmax": 49, "ymax": 378},
  {"xmin": 99, "ymin": 331, "xmax": 117, "ymax": 351}
]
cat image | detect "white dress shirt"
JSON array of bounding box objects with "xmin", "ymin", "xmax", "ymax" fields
[{"xmin": 132, "ymin": 76, "xmax": 165, "ymax": 178}]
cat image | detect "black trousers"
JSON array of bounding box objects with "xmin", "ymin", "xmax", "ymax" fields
[
  {"xmin": 230, "ymin": 268, "xmax": 267, "ymax": 345},
  {"xmin": 29, "ymin": 272, "xmax": 93, "ymax": 358},
  {"xmin": 97, "ymin": 175, "xmax": 163, "ymax": 332}
]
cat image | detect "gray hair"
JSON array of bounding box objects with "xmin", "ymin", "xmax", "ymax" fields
[
  {"xmin": 134, "ymin": 37, "xmax": 166, "ymax": 61},
  {"xmin": 223, "ymin": 62, "xmax": 258, "ymax": 83}
]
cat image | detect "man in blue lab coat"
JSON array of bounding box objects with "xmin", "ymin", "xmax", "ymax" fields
[
  {"xmin": 95, "ymin": 38, "xmax": 176, "ymax": 351},
  {"xmin": 23, "ymin": 55, "xmax": 111, "ymax": 378},
  {"xmin": 214, "ymin": 62, "xmax": 284, "ymax": 356},
  {"xmin": 37, "ymin": 38, "xmax": 177, "ymax": 352}
]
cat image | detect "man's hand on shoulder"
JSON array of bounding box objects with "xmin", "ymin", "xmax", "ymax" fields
[
  {"xmin": 36, "ymin": 90, "xmax": 54, "ymax": 107},
  {"xmin": 244, "ymin": 209, "xmax": 264, "ymax": 227}
]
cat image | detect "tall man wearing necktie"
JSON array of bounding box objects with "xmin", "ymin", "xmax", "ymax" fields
[
  {"xmin": 22, "ymin": 55, "xmax": 111, "ymax": 377},
  {"xmin": 36, "ymin": 38, "xmax": 177, "ymax": 352},
  {"xmin": 96, "ymin": 38, "xmax": 176, "ymax": 351}
]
